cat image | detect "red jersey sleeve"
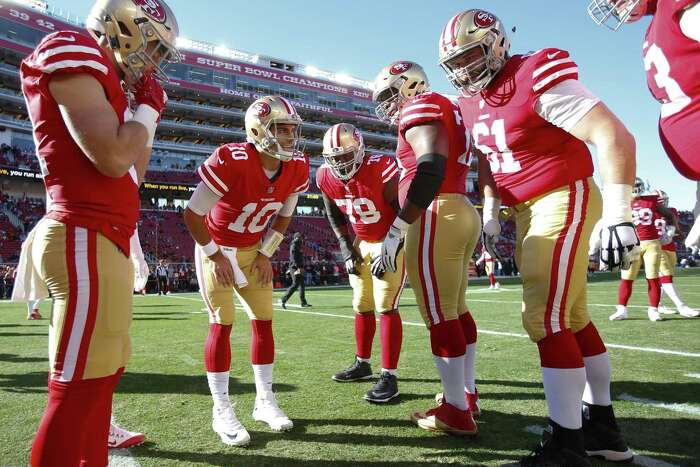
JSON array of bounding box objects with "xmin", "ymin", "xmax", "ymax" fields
[
  {"xmin": 398, "ymin": 92, "xmax": 450, "ymax": 136},
  {"xmin": 377, "ymin": 156, "xmax": 400, "ymax": 183},
  {"xmin": 197, "ymin": 145, "xmax": 234, "ymax": 197},
  {"xmin": 528, "ymin": 48, "xmax": 580, "ymax": 96},
  {"xmin": 23, "ymin": 31, "xmax": 114, "ymax": 89},
  {"xmin": 315, "ymin": 164, "xmax": 329, "ymax": 193},
  {"xmin": 291, "ymin": 154, "xmax": 310, "ymax": 195}
]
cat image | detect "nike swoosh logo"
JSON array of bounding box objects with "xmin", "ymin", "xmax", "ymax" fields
[
  {"xmin": 54, "ymin": 35, "xmax": 76, "ymax": 42},
  {"xmin": 218, "ymin": 158, "xmax": 225, "ymax": 165},
  {"xmin": 547, "ymin": 52, "xmax": 561, "ymax": 60}
]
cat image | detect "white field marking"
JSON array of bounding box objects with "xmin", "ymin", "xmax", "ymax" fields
[
  {"xmin": 167, "ymin": 294, "xmax": 700, "ymax": 358},
  {"xmin": 521, "ymin": 426, "xmax": 681, "ymax": 467},
  {"xmin": 685, "ymin": 373, "xmax": 700, "ymax": 379},
  {"xmin": 619, "ymin": 393, "xmax": 700, "ymax": 417},
  {"xmin": 108, "ymin": 448, "xmax": 141, "ymax": 467}
]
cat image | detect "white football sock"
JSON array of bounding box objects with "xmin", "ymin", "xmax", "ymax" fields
[
  {"xmin": 582, "ymin": 353, "xmax": 612, "ymax": 406},
  {"xmin": 661, "ymin": 283, "xmax": 685, "ymax": 308},
  {"xmin": 206, "ymin": 371, "xmax": 230, "ymax": 408},
  {"xmin": 356, "ymin": 357, "xmax": 371, "ymax": 363},
  {"xmin": 542, "ymin": 367, "xmax": 586, "ymax": 429},
  {"xmin": 433, "ymin": 355, "xmax": 467, "ymax": 411},
  {"xmin": 380, "ymin": 368, "xmax": 397, "ymax": 375},
  {"xmin": 252, "ymin": 363, "xmax": 274, "ymax": 399},
  {"xmin": 464, "ymin": 343, "xmax": 477, "ymax": 394}
]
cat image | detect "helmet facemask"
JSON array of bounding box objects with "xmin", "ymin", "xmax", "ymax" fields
[
  {"xmin": 440, "ymin": 33, "xmax": 504, "ymax": 96},
  {"xmin": 633, "ymin": 177, "xmax": 647, "ymax": 196},
  {"xmin": 255, "ymin": 120, "xmax": 304, "ymax": 162},
  {"xmin": 323, "ymin": 145, "xmax": 364, "ymax": 181},
  {"xmin": 587, "ymin": 0, "xmax": 648, "ymax": 30},
  {"xmin": 374, "ymin": 83, "xmax": 404, "ymax": 125}
]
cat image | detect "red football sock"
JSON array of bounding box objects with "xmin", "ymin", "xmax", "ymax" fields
[
  {"xmin": 80, "ymin": 368, "xmax": 124, "ymax": 465},
  {"xmin": 251, "ymin": 319, "xmax": 275, "ymax": 365},
  {"xmin": 380, "ymin": 312, "xmax": 402, "ymax": 370},
  {"xmin": 430, "ymin": 319, "xmax": 467, "ymax": 358},
  {"xmin": 204, "ymin": 323, "xmax": 232, "ymax": 372},
  {"xmin": 647, "ymin": 278, "xmax": 661, "ymax": 307},
  {"xmin": 659, "ymin": 275, "xmax": 673, "ymax": 285},
  {"xmin": 489, "ymin": 273, "xmax": 496, "ymax": 286},
  {"xmin": 355, "ymin": 311, "xmax": 376, "ymax": 360},
  {"xmin": 617, "ymin": 279, "xmax": 634, "ymax": 306},
  {"xmin": 31, "ymin": 371, "xmax": 120, "ymax": 467},
  {"xmin": 574, "ymin": 322, "xmax": 607, "ymax": 358},
  {"xmin": 458, "ymin": 312, "xmax": 477, "ymax": 345}
]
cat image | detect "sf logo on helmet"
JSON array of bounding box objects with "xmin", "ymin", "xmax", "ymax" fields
[
  {"xmin": 389, "ymin": 62, "xmax": 412, "ymax": 75},
  {"xmin": 474, "ymin": 10, "xmax": 496, "ymax": 28},
  {"xmin": 253, "ymin": 102, "xmax": 272, "ymax": 117},
  {"xmin": 133, "ymin": 0, "xmax": 167, "ymax": 23}
]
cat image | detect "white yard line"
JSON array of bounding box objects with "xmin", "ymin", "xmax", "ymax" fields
[
  {"xmin": 166, "ymin": 294, "xmax": 700, "ymax": 358},
  {"xmin": 619, "ymin": 393, "xmax": 700, "ymax": 417},
  {"xmin": 685, "ymin": 373, "xmax": 700, "ymax": 379},
  {"xmin": 108, "ymin": 448, "xmax": 141, "ymax": 467}
]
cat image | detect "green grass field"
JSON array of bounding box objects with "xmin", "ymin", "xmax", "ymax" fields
[{"xmin": 1, "ymin": 270, "xmax": 699, "ymax": 467}]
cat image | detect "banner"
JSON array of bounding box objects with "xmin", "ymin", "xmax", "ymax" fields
[
  {"xmin": 141, "ymin": 182, "xmax": 196, "ymax": 193},
  {"xmin": 0, "ymin": 166, "xmax": 41, "ymax": 180}
]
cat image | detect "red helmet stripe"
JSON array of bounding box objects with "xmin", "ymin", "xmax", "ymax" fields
[
  {"xmin": 278, "ymin": 96, "xmax": 295, "ymax": 115},
  {"xmin": 333, "ymin": 124, "xmax": 341, "ymax": 148},
  {"xmin": 441, "ymin": 13, "xmax": 460, "ymax": 51}
]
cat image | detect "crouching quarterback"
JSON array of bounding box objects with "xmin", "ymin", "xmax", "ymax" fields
[
  {"xmin": 373, "ymin": 62, "xmax": 482, "ymax": 436},
  {"xmin": 184, "ymin": 96, "xmax": 309, "ymax": 446},
  {"xmin": 439, "ymin": 9, "xmax": 637, "ymax": 465},
  {"xmin": 18, "ymin": 0, "xmax": 179, "ymax": 464},
  {"xmin": 317, "ymin": 123, "xmax": 405, "ymax": 403}
]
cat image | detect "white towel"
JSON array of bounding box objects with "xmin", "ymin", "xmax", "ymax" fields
[
  {"xmin": 11, "ymin": 221, "xmax": 49, "ymax": 303},
  {"xmin": 221, "ymin": 246, "xmax": 248, "ymax": 288}
]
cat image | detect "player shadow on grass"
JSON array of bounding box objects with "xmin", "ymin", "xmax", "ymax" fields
[
  {"xmin": 0, "ymin": 371, "xmax": 297, "ymax": 396},
  {"xmin": 0, "ymin": 353, "xmax": 45, "ymax": 364},
  {"xmin": 0, "ymin": 332, "xmax": 46, "ymax": 337}
]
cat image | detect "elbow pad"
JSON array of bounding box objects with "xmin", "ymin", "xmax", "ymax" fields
[{"xmin": 406, "ymin": 153, "xmax": 446, "ymax": 209}]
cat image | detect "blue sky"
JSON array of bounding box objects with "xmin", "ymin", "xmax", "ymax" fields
[{"xmin": 48, "ymin": 0, "xmax": 696, "ymax": 209}]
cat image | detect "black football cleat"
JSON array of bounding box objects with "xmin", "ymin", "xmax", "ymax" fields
[
  {"xmin": 301, "ymin": 302, "xmax": 312, "ymax": 307},
  {"xmin": 364, "ymin": 371, "xmax": 399, "ymax": 403},
  {"xmin": 583, "ymin": 402, "xmax": 634, "ymax": 463},
  {"xmin": 332, "ymin": 358, "xmax": 373, "ymax": 382},
  {"xmin": 520, "ymin": 421, "xmax": 591, "ymax": 467}
]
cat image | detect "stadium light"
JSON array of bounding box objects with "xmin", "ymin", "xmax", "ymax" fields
[{"xmin": 334, "ymin": 73, "xmax": 353, "ymax": 85}]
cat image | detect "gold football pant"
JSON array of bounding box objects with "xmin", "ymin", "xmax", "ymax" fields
[
  {"xmin": 405, "ymin": 194, "xmax": 480, "ymax": 327},
  {"xmin": 195, "ymin": 243, "xmax": 273, "ymax": 324},
  {"xmin": 349, "ymin": 239, "xmax": 406, "ymax": 313},
  {"xmin": 659, "ymin": 250, "xmax": 677, "ymax": 277},
  {"xmin": 515, "ymin": 178, "xmax": 602, "ymax": 343},
  {"xmin": 485, "ymin": 261, "xmax": 495, "ymax": 276},
  {"xmin": 31, "ymin": 218, "xmax": 133, "ymax": 381},
  {"xmin": 621, "ymin": 240, "xmax": 662, "ymax": 280}
]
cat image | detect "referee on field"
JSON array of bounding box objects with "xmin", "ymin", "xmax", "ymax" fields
[
  {"xmin": 280, "ymin": 232, "xmax": 311, "ymax": 308},
  {"xmin": 156, "ymin": 260, "xmax": 169, "ymax": 295}
]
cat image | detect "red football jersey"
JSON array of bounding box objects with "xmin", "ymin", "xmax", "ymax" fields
[
  {"xmin": 645, "ymin": 0, "xmax": 700, "ymax": 179},
  {"xmin": 20, "ymin": 31, "xmax": 138, "ymax": 255},
  {"xmin": 457, "ymin": 49, "xmax": 594, "ymax": 206},
  {"xmin": 316, "ymin": 154, "xmax": 399, "ymax": 242},
  {"xmin": 395, "ymin": 91, "xmax": 469, "ymax": 206},
  {"xmin": 655, "ymin": 206, "xmax": 680, "ymax": 252},
  {"xmin": 632, "ymin": 195, "xmax": 661, "ymax": 241},
  {"xmin": 198, "ymin": 142, "xmax": 309, "ymax": 247}
]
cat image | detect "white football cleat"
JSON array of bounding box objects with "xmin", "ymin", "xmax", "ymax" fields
[
  {"xmin": 494, "ymin": 282, "xmax": 501, "ymax": 290},
  {"xmin": 648, "ymin": 307, "xmax": 663, "ymax": 322},
  {"xmin": 657, "ymin": 305, "xmax": 676, "ymax": 315},
  {"xmin": 609, "ymin": 306, "xmax": 628, "ymax": 321},
  {"xmin": 678, "ymin": 305, "xmax": 700, "ymax": 318},
  {"xmin": 108, "ymin": 421, "xmax": 145, "ymax": 449},
  {"xmin": 253, "ymin": 394, "xmax": 293, "ymax": 432},
  {"xmin": 212, "ymin": 404, "xmax": 250, "ymax": 446},
  {"xmin": 488, "ymin": 284, "xmax": 494, "ymax": 290}
]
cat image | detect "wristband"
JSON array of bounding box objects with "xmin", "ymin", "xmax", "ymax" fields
[
  {"xmin": 391, "ymin": 216, "xmax": 411, "ymax": 236},
  {"xmin": 482, "ymin": 197, "xmax": 500, "ymax": 223},
  {"xmin": 602, "ymin": 184, "xmax": 633, "ymax": 223},
  {"xmin": 200, "ymin": 240, "xmax": 219, "ymax": 257},
  {"xmin": 132, "ymin": 104, "xmax": 159, "ymax": 147},
  {"xmin": 258, "ymin": 229, "xmax": 284, "ymax": 258}
]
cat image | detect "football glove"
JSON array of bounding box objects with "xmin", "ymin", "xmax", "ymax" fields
[
  {"xmin": 374, "ymin": 217, "xmax": 409, "ymax": 277},
  {"xmin": 339, "ymin": 237, "xmax": 362, "ymax": 276},
  {"xmin": 482, "ymin": 232, "xmax": 505, "ymax": 263},
  {"xmin": 596, "ymin": 221, "xmax": 641, "ymax": 272},
  {"xmin": 370, "ymin": 255, "xmax": 385, "ymax": 279},
  {"xmin": 685, "ymin": 218, "xmax": 700, "ymax": 250},
  {"xmin": 134, "ymin": 71, "xmax": 168, "ymax": 118}
]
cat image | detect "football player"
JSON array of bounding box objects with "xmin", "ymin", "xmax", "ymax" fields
[
  {"xmin": 439, "ymin": 9, "xmax": 636, "ymax": 465},
  {"xmin": 475, "ymin": 244, "xmax": 500, "ymax": 290},
  {"xmin": 317, "ymin": 123, "xmax": 404, "ymax": 403},
  {"xmin": 611, "ymin": 179, "xmax": 680, "ymax": 322},
  {"xmin": 588, "ymin": 0, "xmax": 700, "ymax": 251},
  {"xmin": 183, "ymin": 96, "xmax": 309, "ymax": 446},
  {"xmin": 652, "ymin": 190, "xmax": 699, "ymax": 317},
  {"xmin": 18, "ymin": 0, "xmax": 178, "ymax": 464},
  {"xmin": 373, "ymin": 62, "xmax": 482, "ymax": 435}
]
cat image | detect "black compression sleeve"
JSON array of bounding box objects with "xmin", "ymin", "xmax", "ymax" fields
[{"xmin": 406, "ymin": 153, "xmax": 446, "ymax": 209}]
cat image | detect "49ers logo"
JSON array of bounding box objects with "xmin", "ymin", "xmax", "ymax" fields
[
  {"xmin": 133, "ymin": 0, "xmax": 167, "ymax": 24},
  {"xmin": 252, "ymin": 101, "xmax": 272, "ymax": 117},
  {"xmin": 389, "ymin": 61, "xmax": 412, "ymax": 75},
  {"xmin": 473, "ymin": 10, "xmax": 496, "ymax": 28}
]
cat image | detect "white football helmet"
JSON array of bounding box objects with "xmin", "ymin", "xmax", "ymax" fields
[
  {"xmin": 633, "ymin": 177, "xmax": 647, "ymax": 196},
  {"xmin": 587, "ymin": 0, "xmax": 657, "ymax": 30},
  {"xmin": 372, "ymin": 61, "xmax": 429, "ymax": 125},
  {"xmin": 322, "ymin": 123, "xmax": 365, "ymax": 181},
  {"xmin": 86, "ymin": 0, "xmax": 181, "ymax": 85},
  {"xmin": 651, "ymin": 188, "xmax": 669, "ymax": 207},
  {"xmin": 245, "ymin": 96, "xmax": 303, "ymax": 162}
]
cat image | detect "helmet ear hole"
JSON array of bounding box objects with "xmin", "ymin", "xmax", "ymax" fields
[
  {"xmin": 117, "ymin": 21, "xmax": 132, "ymax": 37},
  {"xmin": 251, "ymin": 128, "xmax": 259, "ymax": 137}
]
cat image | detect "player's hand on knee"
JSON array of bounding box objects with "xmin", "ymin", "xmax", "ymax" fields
[
  {"xmin": 251, "ymin": 253, "xmax": 273, "ymax": 285},
  {"xmin": 340, "ymin": 238, "xmax": 362, "ymax": 275},
  {"xmin": 211, "ymin": 251, "xmax": 235, "ymax": 287},
  {"xmin": 599, "ymin": 221, "xmax": 640, "ymax": 272}
]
